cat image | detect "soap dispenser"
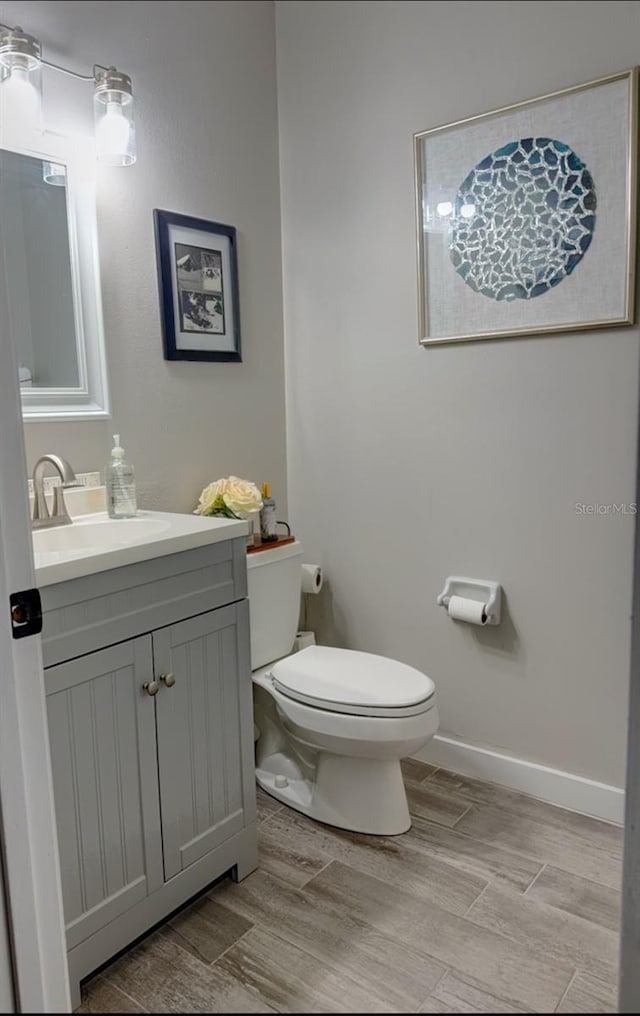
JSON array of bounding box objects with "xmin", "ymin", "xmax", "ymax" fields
[{"xmin": 105, "ymin": 434, "xmax": 137, "ymax": 519}]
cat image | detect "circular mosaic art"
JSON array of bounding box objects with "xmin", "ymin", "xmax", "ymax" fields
[{"xmin": 449, "ymin": 138, "xmax": 596, "ymax": 301}]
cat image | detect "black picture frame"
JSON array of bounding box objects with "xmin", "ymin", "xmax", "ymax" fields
[{"xmin": 154, "ymin": 209, "xmax": 242, "ymax": 362}]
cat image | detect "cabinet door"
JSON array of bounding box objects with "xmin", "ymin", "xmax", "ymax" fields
[
  {"xmin": 154, "ymin": 601, "xmax": 256, "ymax": 880},
  {"xmin": 46, "ymin": 638, "xmax": 163, "ymax": 949}
]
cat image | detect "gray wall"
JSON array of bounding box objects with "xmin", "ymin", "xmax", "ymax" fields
[
  {"xmin": 276, "ymin": 0, "xmax": 640, "ymax": 786},
  {"xmin": 3, "ymin": 0, "xmax": 287, "ymax": 514},
  {"xmin": 620, "ymin": 368, "xmax": 640, "ymax": 1008}
]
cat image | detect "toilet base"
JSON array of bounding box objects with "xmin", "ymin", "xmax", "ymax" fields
[{"xmin": 256, "ymin": 750, "xmax": 411, "ymax": 835}]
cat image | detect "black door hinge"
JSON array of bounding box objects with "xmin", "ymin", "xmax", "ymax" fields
[{"xmin": 10, "ymin": 588, "xmax": 43, "ymax": 639}]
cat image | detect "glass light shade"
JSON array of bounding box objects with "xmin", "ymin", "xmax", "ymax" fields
[
  {"xmin": 0, "ymin": 34, "xmax": 42, "ymax": 136},
  {"xmin": 94, "ymin": 70, "xmax": 136, "ymax": 166},
  {"xmin": 42, "ymin": 160, "xmax": 67, "ymax": 186},
  {"xmin": 0, "ymin": 26, "xmax": 41, "ymax": 74}
]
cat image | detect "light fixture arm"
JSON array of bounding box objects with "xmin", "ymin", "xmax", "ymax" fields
[{"xmin": 40, "ymin": 59, "xmax": 110, "ymax": 83}]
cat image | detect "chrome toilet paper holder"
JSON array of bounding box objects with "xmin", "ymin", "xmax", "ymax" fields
[{"xmin": 437, "ymin": 576, "xmax": 502, "ymax": 626}]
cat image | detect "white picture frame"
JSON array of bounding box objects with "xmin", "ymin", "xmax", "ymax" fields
[{"xmin": 414, "ymin": 68, "xmax": 638, "ymax": 345}]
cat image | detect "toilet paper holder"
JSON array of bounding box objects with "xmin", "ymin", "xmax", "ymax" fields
[{"xmin": 437, "ymin": 576, "xmax": 502, "ymax": 626}]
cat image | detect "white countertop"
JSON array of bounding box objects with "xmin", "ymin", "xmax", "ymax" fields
[{"xmin": 33, "ymin": 510, "xmax": 248, "ymax": 587}]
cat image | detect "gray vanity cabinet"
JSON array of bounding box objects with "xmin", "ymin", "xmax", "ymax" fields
[
  {"xmin": 40, "ymin": 538, "xmax": 258, "ymax": 1007},
  {"xmin": 154, "ymin": 604, "xmax": 249, "ymax": 879},
  {"xmin": 45, "ymin": 638, "xmax": 164, "ymax": 951}
]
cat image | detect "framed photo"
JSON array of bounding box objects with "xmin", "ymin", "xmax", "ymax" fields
[
  {"xmin": 414, "ymin": 68, "xmax": 638, "ymax": 345},
  {"xmin": 154, "ymin": 209, "xmax": 241, "ymax": 361}
]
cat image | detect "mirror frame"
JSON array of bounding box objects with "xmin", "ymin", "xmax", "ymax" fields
[{"xmin": 1, "ymin": 130, "xmax": 110, "ymax": 420}]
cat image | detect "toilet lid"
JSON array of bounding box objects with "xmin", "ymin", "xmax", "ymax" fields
[{"xmin": 271, "ymin": 645, "xmax": 436, "ymax": 717}]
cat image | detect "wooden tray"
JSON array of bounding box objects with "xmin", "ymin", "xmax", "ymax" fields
[{"xmin": 247, "ymin": 535, "xmax": 295, "ymax": 554}]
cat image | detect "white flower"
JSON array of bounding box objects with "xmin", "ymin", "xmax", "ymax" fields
[
  {"xmin": 194, "ymin": 476, "xmax": 262, "ymax": 518},
  {"xmin": 222, "ymin": 476, "xmax": 263, "ymax": 517},
  {"xmin": 194, "ymin": 479, "xmax": 226, "ymax": 515}
]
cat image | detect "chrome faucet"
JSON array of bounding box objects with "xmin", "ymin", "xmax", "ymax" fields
[{"xmin": 32, "ymin": 454, "xmax": 81, "ymax": 530}]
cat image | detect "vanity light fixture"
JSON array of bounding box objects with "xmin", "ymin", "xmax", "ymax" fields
[
  {"xmin": 93, "ymin": 67, "xmax": 135, "ymax": 166},
  {"xmin": 42, "ymin": 160, "xmax": 66, "ymax": 186},
  {"xmin": 0, "ymin": 25, "xmax": 42, "ymax": 130},
  {"xmin": 0, "ymin": 22, "xmax": 136, "ymax": 166}
]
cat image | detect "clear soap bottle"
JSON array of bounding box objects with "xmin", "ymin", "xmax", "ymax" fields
[{"xmin": 105, "ymin": 434, "xmax": 137, "ymax": 519}]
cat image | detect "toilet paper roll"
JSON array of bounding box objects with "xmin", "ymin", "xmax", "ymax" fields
[
  {"xmin": 301, "ymin": 563, "xmax": 323, "ymax": 594},
  {"xmin": 447, "ymin": 594, "xmax": 487, "ymax": 626}
]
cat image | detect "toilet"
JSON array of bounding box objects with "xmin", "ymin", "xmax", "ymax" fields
[{"xmin": 247, "ymin": 541, "xmax": 439, "ymax": 835}]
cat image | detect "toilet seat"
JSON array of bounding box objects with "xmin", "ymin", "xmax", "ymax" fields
[{"xmin": 271, "ymin": 645, "xmax": 436, "ymax": 718}]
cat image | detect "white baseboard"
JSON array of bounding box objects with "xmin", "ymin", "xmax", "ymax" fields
[{"xmin": 414, "ymin": 733, "xmax": 625, "ymax": 825}]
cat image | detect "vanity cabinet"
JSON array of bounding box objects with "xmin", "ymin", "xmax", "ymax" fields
[
  {"xmin": 154, "ymin": 606, "xmax": 248, "ymax": 879},
  {"xmin": 40, "ymin": 537, "xmax": 257, "ymax": 1007},
  {"xmin": 46, "ymin": 637, "xmax": 163, "ymax": 951}
]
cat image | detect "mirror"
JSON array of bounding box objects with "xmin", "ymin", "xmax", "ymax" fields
[
  {"xmin": 1, "ymin": 150, "xmax": 78, "ymax": 389},
  {"xmin": 0, "ymin": 132, "xmax": 110, "ymax": 419}
]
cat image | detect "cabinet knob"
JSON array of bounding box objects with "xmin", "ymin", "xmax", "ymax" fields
[
  {"xmin": 160, "ymin": 672, "xmax": 176, "ymax": 688},
  {"xmin": 143, "ymin": 680, "xmax": 160, "ymax": 696}
]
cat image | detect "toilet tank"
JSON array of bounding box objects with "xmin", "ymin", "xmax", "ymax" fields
[{"xmin": 246, "ymin": 540, "xmax": 304, "ymax": 670}]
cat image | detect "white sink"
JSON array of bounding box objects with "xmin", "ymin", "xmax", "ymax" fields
[
  {"xmin": 33, "ymin": 510, "xmax": 248, "ymax": 586},
  {"xmin": 33, "ymin": 515, "xmax": 171, "ymax": 556}
]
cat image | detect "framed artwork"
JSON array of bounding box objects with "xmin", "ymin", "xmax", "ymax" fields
[
  {"xmin": 154, "ymin": 209, "xmax": 241, "ymax": 361},
  {"xmin": 414, "ymin": 68, "xmax": 638, "ymax": 345}
]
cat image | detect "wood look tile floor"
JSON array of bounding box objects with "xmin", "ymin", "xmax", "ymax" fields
[{"xmin": 78, "ymin": 761, "xmax": 622, "ymax": 1014}]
